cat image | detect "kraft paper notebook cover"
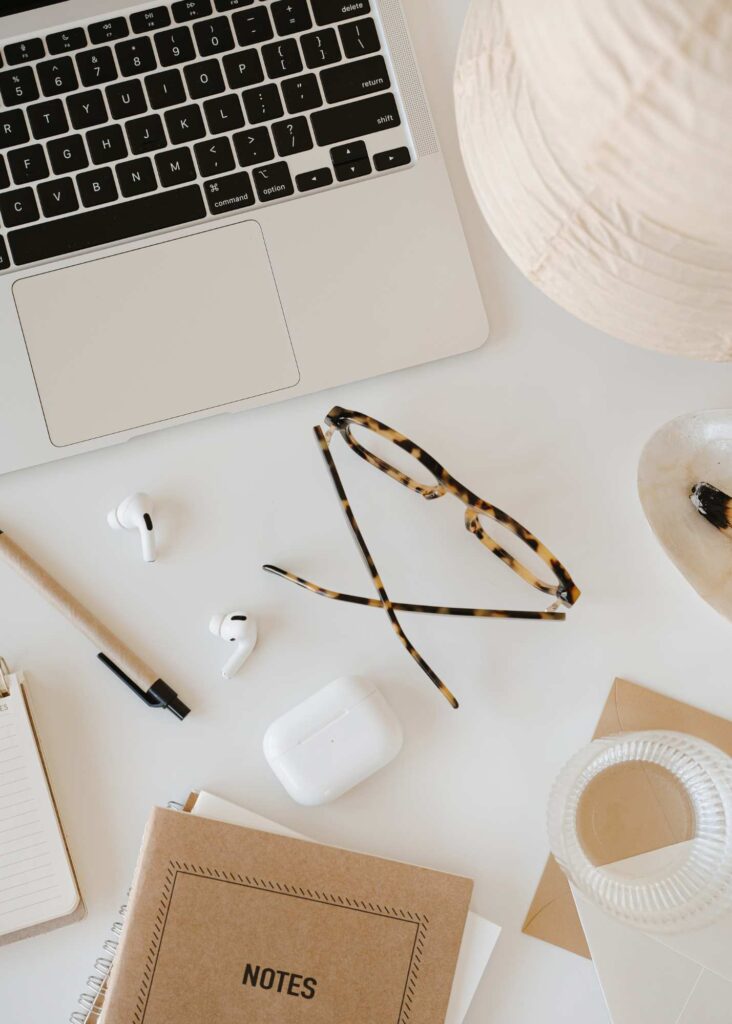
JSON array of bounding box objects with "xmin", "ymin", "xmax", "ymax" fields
[
  {"xmin": 522, "ymin": 677, "xmax": 732, "ymax": 958},
  {"xmin": 100, "ymin": 807, "xmax": 473, "ymax": 1024},
  {"xmin": 0, "ymin": 659, "xmax": 83, "ymax": 947}
]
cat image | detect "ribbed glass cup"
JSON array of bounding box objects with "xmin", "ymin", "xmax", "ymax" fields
[{"xmin": 548, "ymin": 731, "xmax": 732, "ymax": 932}]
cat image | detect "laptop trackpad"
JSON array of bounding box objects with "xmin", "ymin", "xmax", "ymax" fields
[{"xmin": 13, "ymin": 221, "xmax": 299, "ymax": 447}]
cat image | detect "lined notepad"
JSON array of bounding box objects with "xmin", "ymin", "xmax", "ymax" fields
[{"xmin": 0, "ymin": 665, "xmax": 80, "ymax": 944}]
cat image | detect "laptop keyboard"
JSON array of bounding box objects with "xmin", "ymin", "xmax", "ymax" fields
[{"xmin": 0, "ymin": 0, "xmax": 414, "ymax": 273}]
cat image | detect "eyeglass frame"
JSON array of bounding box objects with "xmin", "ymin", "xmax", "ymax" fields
[{"xmin": 264, "ymin": 406, "xmax": 581, "ymax": 709}]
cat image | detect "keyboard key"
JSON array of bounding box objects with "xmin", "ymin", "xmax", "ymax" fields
[
  {"xmin": 223, "ymin": 48, "xmax": 263, "ymax": 88},
  {"xmin": 215, "ymin": 0, "xmax": 254, "ymax": 9},
  {"xmin": 89, "ymin": 18, "xmax": 129, "ymax": 44},
  {"xmin": 9, "ymin": 184, "xmax": 204, "ymax": 264},
  {"xmin": 87, "ymin": 124, "xmax": 128, "ymax": 164},
  {"xmin": 281, "ymin": 73, "xmax": 322, "ymax": 113},
  {"xmin": 334, "ymin": 155, "xmax": 370, "ymax": 180},
  {"xmin": 48, "ymin": 133, "xmax": 89, "ymax": 174},
  {"xmin": 301, "ymin": 28, "xmax": 340, "ymax": 68},
  {"xmin": 203, "ymin": 93, "xmax": 244, "ymax": 134},
  {"xmin": 194, "ymin": 135, "xmax": 234, "ymax": 176},
  {"xmin": 126, "ymin": 113, "xmax": 166, "ymax": 153},
  {"xmin": 67, "ymin": 89, "xmax": 108, "ymax": 129},
  {"xmin": 5, "ymin": 38, "xmax": 44, "ymax": 65},
  {"xmin": 262, "ymin": 39, "xmax": 302, "ymax": 79},
  {"xmin": 116, "ymin": 156, "xmax": 157, "ymax": 197},
  {"xmin": 77, "ymin": 46, "xmax": 118, "ymax": 87},
  {"xmin": 107, "ymin": 79, "xmax": 148, "ymax": 118},
  {"xmin": 27, "ymin": 99, "xmax": 68, "ymax": 139},
  {"xmin": 295, "ymin": 166, "xmax": 333, "ymax": 191},
  {"xmin": 184, "ymin": 58, "xmax": 225, "ymax": 98},
  {"xmin": 233, "ymin": 126, "xmax": 273, "ymax": 166},
  {"xmin": 47, "ymin": 28, "xmax": 87, "ymax": 54},
  {"xmin": 165, "ymin": 103, "xmax": 206, "ymax": 143},
  {"xmin": 0, "ymin": 155, "xmax": 8, "ymax": 190},
  {"xmin": 242, "ymin": 83, "xmax": 283, "ymax": 124},
  {"xmin": 233, "ymin": 8, "xmax": 273, "ymax": 45},
  {"xmin": 273, "ymin": 115, "xmax": 313, "ymax": 156},
  {"xmin": 331, "ymin": 140, "xmax": 367, "ymax": 164},
  {"xmin": 0, "ymin": 188, "xmax": 39, "ymax": 227},
  {"xmin": 173, "ymin": 0, "xmax": 212, "ymax": 21},
  {"xmin": 374, "ymin": 146, "xmax": 411, "ymax": 171},
  {"xmin": 0, "ymin": 67, "xmax": 39, "ymax": 106},
  {"xmin": 116, "ymin": 37, "xmax": 156, "ymax": 76},
  {"xmin": 339, "ymin": 17, "xmax": 379, "ymax": 58},
  {"xmin": 253, "ymin": 161, "xmax": 293, "ymax": 202},
  {"xmin": 312, "ymin": 92, "xmax": 400, "ymax": 145},
  {"xmin": 194, "ymin": 16, "xmax": 234, "ymax": 55},
  {"xmin": 155, "ymin": 146, "xmax": 196, "ymax": 186},
  {"xmin": 9, "ymin": 144, "xmax": 49, "ymax": 185},
  {"xmin": 154, "ymin": 26, "xmax": 195, "ymax": 66},
  {"xmin": 312, "ymin": 0, "xmax": 370, "ymax": 24},
  {"xmin": 37, "ymin": 176, "xmax": 79, "ymax": 217},
  {"xmin": 145, "ymin": 68, "xmax": 186, "ymax": 108},
  {"xmin": 0, "ymin": 236, "xmax": 11, "ymax": 271},
  {"xmin": 0, "ymin": 111, "xmax": 29, "ymax": 150},
  {"xmin": 131, "ymin": 7, "xmax": 172, "ymax": 33},
  {"xmin": 77, "ymin": 167, "xmax": 118, "ymax": 207},
  {"xmin": 321, "ymin": 55, "xmax": 388, "ymax": 104},
  {"xmin": 203, "ymin": 170, "xmax": 254, "ymax": 214},
  {"xmin": 37, "ymin": 56, "xmax": 79, "ymax": 96},
  {"xmin": 272, "ymin": 0, "xmax": 312, "ymax": 35}
]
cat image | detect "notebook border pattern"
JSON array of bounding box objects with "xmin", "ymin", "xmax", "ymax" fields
[{"xmin": 134, "ymin": 860, "xmax": 428, "ymax": 1024}]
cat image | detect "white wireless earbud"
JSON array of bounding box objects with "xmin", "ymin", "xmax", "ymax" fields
[
  {"xmin": 107, "ymin": 492, "xmax": 156, "ymax": 563},
  {"xmin": 209, "ymin": 613, "xmax": 258, "ymax": 679}
]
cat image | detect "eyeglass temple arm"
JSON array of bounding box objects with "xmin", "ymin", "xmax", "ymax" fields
[
  {"xmin": 262, "ymin": 566, "xmax": 565, "ymax": 619},
  {"xmin": 313, "ymin": 425, "xmax": 460, "ymax": 709}
]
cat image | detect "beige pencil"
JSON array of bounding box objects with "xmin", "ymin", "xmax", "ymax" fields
[{"xmin": 0, "ymin": 529, "xmax": 189, "ymax": 719}]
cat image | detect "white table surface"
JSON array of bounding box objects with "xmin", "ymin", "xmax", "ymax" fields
[{"xmin": 3, "ymin": 2, "xmax": 732, "ymax": 1022}]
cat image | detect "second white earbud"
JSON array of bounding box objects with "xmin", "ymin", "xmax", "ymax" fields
[
  {"xmin": 107, "ymin": 492, "xmax": 156, "ymax": 563},
  {"xmin": 209, "ymin": 613, "xmax": 258, "ymax": 679}
]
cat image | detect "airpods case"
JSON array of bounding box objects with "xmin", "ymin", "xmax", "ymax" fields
[{"xmin": 263, "ymin": 677, "xmax": 403, "ymax": 806}]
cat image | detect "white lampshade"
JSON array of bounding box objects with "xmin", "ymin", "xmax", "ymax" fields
[{"xmin": 454, "ymin": 0, "xmax": 732, "ymax": 360}]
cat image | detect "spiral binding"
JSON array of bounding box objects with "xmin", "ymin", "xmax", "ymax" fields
[
  {"xmin": 68, "ymin": 903, "xmax": 127, "ymax": 1023},
  {"xmin": 67, "ymin": 801, "xmax": 186, "ymax": 1023}
]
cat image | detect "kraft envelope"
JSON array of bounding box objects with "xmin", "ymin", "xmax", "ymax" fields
[{"xmin": 522, "ymin": 678, "xmax": 732, "ymax": 958}]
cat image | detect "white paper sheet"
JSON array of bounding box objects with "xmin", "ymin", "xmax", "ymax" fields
[
  {"xmin": 572, "ymin": 842, "xmax": 732, "ymax": 1024},
  {"xmin": 0, "ymin": 675, "xmax": 77, "ymax": 938}
]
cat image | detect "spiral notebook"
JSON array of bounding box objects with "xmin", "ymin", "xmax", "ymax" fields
[
  {"xmin": 71, "ymin": 793, "xmax": 498, "ymax": 1024},
  {"xmin": 0, "ymin": 657, "xmax": 82, "ymax": 946}
]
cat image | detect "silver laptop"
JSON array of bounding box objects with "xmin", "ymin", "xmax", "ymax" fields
[{"xmin": 0, "ymin": 0, "xmax": 487, "ymax": 476}]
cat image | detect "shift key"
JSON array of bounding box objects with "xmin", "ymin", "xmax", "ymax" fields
[
  {"xmin": 311, "ymin": 92, "xmax": 399, "ymax": 146},
  {"xmin": 204, "ymin": 171, "xmax": 255, "ymax": 214}
]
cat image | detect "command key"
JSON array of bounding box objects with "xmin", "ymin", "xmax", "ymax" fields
[{"xmin": 204, "ymin": 171, "xmax": 255, "ymax": 215}]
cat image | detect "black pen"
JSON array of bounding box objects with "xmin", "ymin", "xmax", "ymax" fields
[{"xmin": 0, "ymin": 528, "xmax": 190, "ymax": 720}]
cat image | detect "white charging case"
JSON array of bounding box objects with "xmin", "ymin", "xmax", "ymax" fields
[{"xmin": 263, "ymin": 677, "xmax": 403, "ymax": 806}]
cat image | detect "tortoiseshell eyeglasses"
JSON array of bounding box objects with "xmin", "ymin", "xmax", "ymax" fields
[{"xmin": 264, "ymin": 407, "xmax": 581, "ymax": 709}]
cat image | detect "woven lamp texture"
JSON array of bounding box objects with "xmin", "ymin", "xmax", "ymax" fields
[{"xmin": 454, "ymin": 0, "xmax": 732, "ymax": 360}]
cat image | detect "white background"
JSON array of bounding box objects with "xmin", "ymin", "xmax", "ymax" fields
[{"xmin": 3, "ymin": 1, "xmax": 732, "ymax": 1022}]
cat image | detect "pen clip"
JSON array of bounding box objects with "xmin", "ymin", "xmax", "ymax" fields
[{"xmin": 0, "ymin": 657, "xmax": 11, "ymax": 698}]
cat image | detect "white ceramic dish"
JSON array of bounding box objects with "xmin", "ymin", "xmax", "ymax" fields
[{"xmin": 638, "ymin": 410, "xmax": 732, "ymax": 621}]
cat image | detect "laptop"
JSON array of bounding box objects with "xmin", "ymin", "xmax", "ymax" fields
[{"xmin": 0, "ymin": 0, "xmax": 487, "ymax": 476}]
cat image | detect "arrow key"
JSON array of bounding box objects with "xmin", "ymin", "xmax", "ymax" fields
[
  {"xmin": 296, "ymin": 167, "xmax": 333, "ymax": 192},
  {"xmin": 374, "ymin": 146, "xmax": 411, "ymax": 171},
  {"xmin": 330, "ymin": 139, "xmax": 366, "ymax": 166},
  {"xmin": 334, "ymin": 156, "xmax": 371, "ymax": 181}
]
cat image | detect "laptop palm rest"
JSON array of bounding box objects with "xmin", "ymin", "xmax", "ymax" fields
[{"xmin": 12, "ymin": 221, "xmax": 299, "ymax": 447}]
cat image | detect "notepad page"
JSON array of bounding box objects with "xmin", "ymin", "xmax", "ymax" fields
[{"xmin": 0, "ymin": 675, "xmax": 78, "ymax": 938}]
